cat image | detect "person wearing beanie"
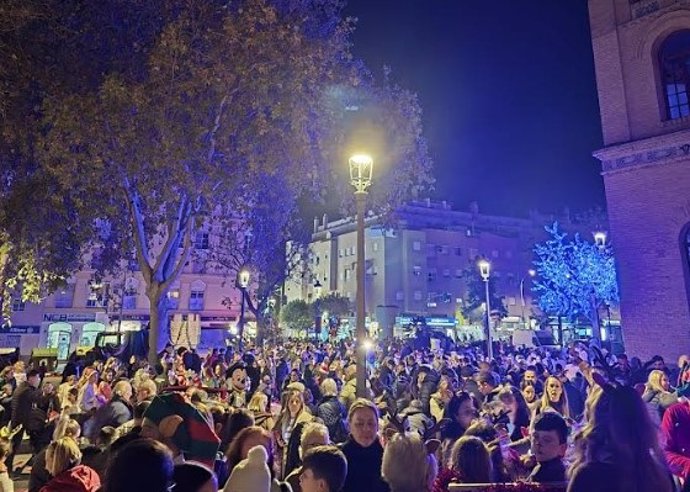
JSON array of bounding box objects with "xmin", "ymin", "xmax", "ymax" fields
[
  {"xmin": 141, "ymin": 393, "xmax": 221, "ymax": 467},
  {"xmin": 224, "ymin": 445, "xmax": 271, "ymax": 492}
]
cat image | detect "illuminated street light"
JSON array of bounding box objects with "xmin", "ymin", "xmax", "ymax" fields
[
  {"xmin": 520, "ymin": 269, "xmax": 537, "ymax": 330},
  {"xmin": 477, "ymin": 259, "xmax": 493, "ymax": 360},
  {"xmin": 349, "ymin": 154, "xmax": 373, "ymax": 193},
  {"xmin": 238, "ymin": 267, "xmax": 251, "ymax": 289},
  {"xmin": 349, "ymin": 153, "xmax": 373, "ymax": 397},
  {"xmin": 236, "ymin": 266, "xmax": 251, "ymax": 351},
  {"xmin": 593, "ymin": 231, "xmax": 607, "ymax": 248}
]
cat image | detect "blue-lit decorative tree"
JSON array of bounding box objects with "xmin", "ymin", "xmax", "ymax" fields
[{"xmin": 532, "ymin": 222, "xmax": 619, "ymax": 344}]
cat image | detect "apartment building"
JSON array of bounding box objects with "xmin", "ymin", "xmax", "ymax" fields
[{"xmin": 285, "ymin": 200, "xmax": 562, "ymax": 337}]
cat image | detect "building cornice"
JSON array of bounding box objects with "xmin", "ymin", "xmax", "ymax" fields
[{"xmin": 594, "ymin": 127, "xmax": 690, "ymax": 174}]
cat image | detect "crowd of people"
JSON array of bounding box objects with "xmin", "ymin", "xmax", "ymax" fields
[{"xmin": 0, "ymin": 336, "xmax": 687, "ymax": 492}]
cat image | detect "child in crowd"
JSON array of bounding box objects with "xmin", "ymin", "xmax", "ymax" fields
[
  {"xmin": 527, "ymin": 411, "xmax": 568, "ymax": 483},
  {"xmin": 299, "ymin": 445, "xmax": 348, "ymax": 492}
]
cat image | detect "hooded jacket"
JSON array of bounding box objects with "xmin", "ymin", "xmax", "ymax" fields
[{"xmin": 39, "ymin": 464, "xmax": 101, "ymax": 492}]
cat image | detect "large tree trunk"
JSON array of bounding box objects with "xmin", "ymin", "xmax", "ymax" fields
[
  {"xmin": 147, "ymin": 285, "xmax": 170, "ymax": 367},
  {"xmin": 125, "ymin": 186, "xmax": 195, "ymax": 369}
]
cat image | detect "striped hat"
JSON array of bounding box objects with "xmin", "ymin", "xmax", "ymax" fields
[{"xmin": 143, "ymin": 392, "xmax": 220, "ymax": 466}]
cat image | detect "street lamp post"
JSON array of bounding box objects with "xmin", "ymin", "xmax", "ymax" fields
[
  {"xmin": 592, "ymin": 231, "xmax": 608, "ymax": 344},
  {"xmin": 313, "ymin": 280, "xmax": 322, "ymax": 341},
  {"xmin": 349, "ymin": 153, "xmax": 373, "ymax": 398},
  {"xmin": 478, "ymin": 259, "xmax": 493, "ymax": 360},
  {"xmin": 237, "ymin": 267, "xmax": 251, "ymax": 351},
  {"xmin": 519, "ymin": 269, "xmax": 536, "ymax": 330}
]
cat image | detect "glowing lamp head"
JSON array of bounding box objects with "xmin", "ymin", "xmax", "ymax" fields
[
  {"xmin": 362, "ymin": 339, "xmax": 374, "ymax": 352},
  {"xmin": 313, "ymin": 280, "xmax": 323, "ymax": 298},
  {"xmin": 528, "ymin": 269, "xmax": 536, "ymax": 277},
  {"xmin": 238, "ymin": 267, "xmax": 251, "ymax": 288},
  {"xmin": 477, "ymin": 259, "xmax": 491, "ymax": 280},
  {"xmin": 349, "ymin": 153, "xmax": 373, "ymax": 193},
  {"xmin": 593, "ymin": 231, "xmax": 607, "ymax": 248}
]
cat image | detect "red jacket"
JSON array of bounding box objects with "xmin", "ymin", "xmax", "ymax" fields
[
  {"xmin": 661, "ymin": 401, "xmax": 690, "ymax": 480},
  {"xmin": 39, "ymin": 464, "xmax": 101, "ymax": 492}
]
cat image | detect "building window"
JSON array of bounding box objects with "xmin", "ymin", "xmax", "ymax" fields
[
  {"xmin": 413, "ymin": 266, "xmax": 422, "ymax": 277},
  {"xmin": 491, "ymin": 250, "xmax": 499, "ymax": 258},
  {"xmin": 11, "ymin": 298, "xmax": 25, "ymax": 312},
  {"xmin": 454, "ymin": 247, "xmax": 462, "ymax": 256},
  {"xmin": 443, "ymin": 269, "xmax": 451, "ymax": 278},
  {"xmin": 189, "ymin": 290, "xmax": 204, "ymax": 311},
  {"xmin": 395, "ymin": 291, "xmax": 404, "ymax": 301},
  {"xmin": 55, "ymin": 284, "xmax": 75, "ymax": 308},
  {"xmin": 455, "ymin": 269, "xmax": 463, "ymax": 279},
  {"xmin": 344, "ymin": 269, "xmax": 351, "ymax": 281},
  {"xmin": 339, "ymin": 249, "xmax": 344, "ymax": 258},
  {"xmin": 413, "ymin": 291, "xmax": 422, "ymax": 301},
  {"xmin": 86, "ymin": 282, "xmax": 107, "ymax": 308},
  {"xmin": 168, "ymin": 289, "xmax": 180, "ymax": 310},
  {"xmin": 194, "ymin": 232, "xmax": 209, "ymax": 250},
  {"xmin": 660, "ymin": 30, "xmax": 690, "ymax": 120},
  {"xmin": 372, "ymin": 241, "xmax": 379, "ymax": 252},
  {"xmin": 469, "ymin": 248, "xmax": 478, "ymax": 259},
  {"xmin": 123, "ymin": 293, "xmax": 137, "ymax": 310},
  {"xmin": 412, "ymin": 241, "xmax": 421, "ymax": 251},
  {"xmin": 427, "ymin": 269, "xmax": 437, "ymax": 282}
]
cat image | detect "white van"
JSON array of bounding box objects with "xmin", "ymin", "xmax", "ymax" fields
[{"xmin": 512, "ymin": 329, "xmax": 559, "ymax": 349}]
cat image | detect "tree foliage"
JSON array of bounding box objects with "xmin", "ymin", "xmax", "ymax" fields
[
  {"xmin": 532, "ymin": 222, "xmax": 619, "ymax": 336},
  {"xmin": 281, "ymin": 299, "xmax": 313, "ymax": 335},
  {"xmin": 313, "ymin": 292, "xmax": 351, "ymax": 318},
  {"xmin": 460, "ymin": 265, "xmax": 506, "ymax": 324},
  {"xmin": 2, "ymin": 0, "xmax": 432, "ymax": 361}
]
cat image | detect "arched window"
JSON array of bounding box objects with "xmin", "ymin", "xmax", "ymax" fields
[{"xmin": 660, "ymin": 30, "xmax": 690, "ymax": 120}]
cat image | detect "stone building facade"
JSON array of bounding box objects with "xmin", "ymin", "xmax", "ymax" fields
[{"xmin": 589, "ymin": 0, "xmax": 690, "ymax": 361}]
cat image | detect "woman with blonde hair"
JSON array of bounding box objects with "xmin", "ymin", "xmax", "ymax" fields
[
  {"xmin": 642, "ymin": 369, "xmax": 678, "ymax": 419},
  {"xmin": 568, "ymin": 384, "xmax": 674, "ymax": 492},
  {"xmin": 274, "ymin": 388, "xmax": 313, "ymax": 478},
  {"xmin": 29, "ymin": 418, "xmax": 82, "ymax": 492},
  {"xmin": 41, "ymin": 437, "xmax": 100, "ymax": 492},
  {"xmin": 382, "ymin": 432, "xmax": 437, "ymax": 492},
  {"xmin": 77, "ymin": 368, "xmax": 102, "ymax": 413},
  {"xmin": 248, "ymin": 392, "xmax": 275, "ymax": 432},
  {"xmin": 535, "ymin": 376, "xmax": 570, "ymax": 420}
]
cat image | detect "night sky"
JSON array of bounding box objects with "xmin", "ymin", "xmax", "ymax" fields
[{"xmin": 343, "ymin": 0, "xmax": 605, "ymax": 217}]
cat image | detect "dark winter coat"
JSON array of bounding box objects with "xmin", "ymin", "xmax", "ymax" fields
[
  {"xmin": 528, "ymin": 457, "xmax": 566, "ymax": 483},
  {"xmin": 412, "ymin": 370, "xmax": 440, "ymax": 415},
  {"xmin": 316, "ymin": 396, "xmax": 348, "ymax": 443},
  {"xmin": 339, "ymin": 438, "xmax": 389, "ymax": 492},
  {"xmin": 12, "ymin": 381, "xmax": 40, "ymax": 428},
  {"xmin": 400, "ymin": 401, "xmax": 434, "ymax": 436}
]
